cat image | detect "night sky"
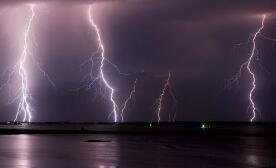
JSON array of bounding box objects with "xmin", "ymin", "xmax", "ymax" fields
[{"xmin": 0, "ymin": 0, "xmax": 276, "ymax": 122}]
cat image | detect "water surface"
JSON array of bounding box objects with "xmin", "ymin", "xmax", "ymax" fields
[{"xmin": 0, "ymin": 134, "xmax": 275, "ymax": 167}]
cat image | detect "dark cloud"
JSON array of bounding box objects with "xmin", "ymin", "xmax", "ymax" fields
[
  {"xmin": 0, "ymin": 0, "xmax": 116, "ymax": 6},
  {"xmin": 99, "ymin": 0, "xmax": 276, "ymax": 21},
  {"xmin": 0, "ymin": 0, "xmax": 276, "ymax": 122}
]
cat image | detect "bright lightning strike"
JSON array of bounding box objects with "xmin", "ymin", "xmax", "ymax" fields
[
  {"xmin": 14, "ymin": 5, "xmax": 36, "ymax": 122},
  {"xmin": 120, "ymin": 78, "xmax": 138, "ymax": 122},
  {"xmin": 88, "ymin": 6, "xmax": 118, "ymax": 122},
  {"xmin": 155, "ymin": 72, "xmax": 171, "ymax": 122},
  {"xmin": 0, "ymin": 5, "xmax": 55, "ymax": 122},
  {"xmin": 247, "ymin": 15, "xmax": 266, "ymax": 122},
  {"xmin": 229, "ymin": 15, "xmax": 266, "ymax": 122}
]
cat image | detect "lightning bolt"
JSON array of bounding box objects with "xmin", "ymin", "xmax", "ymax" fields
[
  {"xmin": 87, "ymin": 6, "xmax": 118, "ymax": 122},
  {"xmin": 120, "ymin": 78, "xmax": 138, "ymax": 122},
  {"xmin": 229, "ymin": 15, "xmax": 266, "ymax": 122},
  {"xmin": 155, "ymin": 72, "xmax": 171, "ymax": 122},
  {"xmin": 0, "ymin": 5, "xmax": 55, "ymax": 122},
  {"xmin": 14, "ymin": 5, "xmax": 37, "ymax": 122},
  {"xmin": 247, "ymin": 15, "xmax": 266, "ymax": 122},
  {"xmin": 168, "ymin": 84, "xmax": 178, "ymax": 122}
]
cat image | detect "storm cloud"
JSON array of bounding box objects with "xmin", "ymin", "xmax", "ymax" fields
[{"xmin": 0, "ymin": 0, "xmax": 276, "ymax": 122}]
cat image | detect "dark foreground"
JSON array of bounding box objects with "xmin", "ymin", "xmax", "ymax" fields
[
  {"xmin": 0, "ymin": 123, "xmax": 276, "ymax": 167},
  {"xmin": 0, "ymin": 122, "xmax": 276, "ymax": 136},
  {"xmin": 0, "ymin": 134, "xmax": 275, "ymax": 168}
]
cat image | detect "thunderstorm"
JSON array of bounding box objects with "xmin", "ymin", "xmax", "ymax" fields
[
  {"xmin": 229, "ymin": 15, "xmax": 266, "ymax": 122},
  {"xmin": 120, "ymin": 78, "xmax": 138, "ymax": 122}
]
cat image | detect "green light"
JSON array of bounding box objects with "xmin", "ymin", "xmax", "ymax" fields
[{"xmin": 201, "ymin": 123, "xmax": 208, "ymax": 129}]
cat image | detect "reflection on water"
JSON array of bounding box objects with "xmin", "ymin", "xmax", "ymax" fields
[
  {"xmin": 243, "ymin": 137, "xmax": 262, "ymax": 167},
  {"xmin": 0, "ymin": 135, "xmax": 275, "ymax": 168},
  {"xmin": 246, "ymin": 155, "xmax": 259, "ymax": 166},
  {"xmin": 14, "ymin": 135, "xmax": 31, "ymax": 168},
  {"xmin": 87, "ymin": 136, "xmax": 119, "ymax": 168}
]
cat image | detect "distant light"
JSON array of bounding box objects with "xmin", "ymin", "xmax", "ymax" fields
[
  {"xmin": 201, "ymin": 123, "xmax": 208, "ymax": 129},
  {"xmin": 149, "ymin": 123, "xmax": 152, "ymax": 127}
]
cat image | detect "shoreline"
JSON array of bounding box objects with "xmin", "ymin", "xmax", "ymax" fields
[{"xmin": 0, "ymin": 122, "xmax": 276, "ymax": 136}]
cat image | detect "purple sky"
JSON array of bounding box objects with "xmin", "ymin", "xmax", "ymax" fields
[{"xmin": 0, "ymin": 0, "xmax": 276, "ymax": 122}]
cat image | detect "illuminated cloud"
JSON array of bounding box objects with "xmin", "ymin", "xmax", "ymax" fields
[
  {"xmin": 0, "ymin": 0, "xmax": 114, "ymax": 5},
  {"xmin": 0, "ymin": 0, "xmax": 276, "ymax": 122}
]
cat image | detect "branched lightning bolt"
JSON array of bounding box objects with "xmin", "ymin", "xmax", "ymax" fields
[
  {"xmin": 120, "ymin": 78, "xmax": 138, "ymax": 122},
  {"xmin": 155, "ymin": 72, "xmax": 171, "ymax": 122},
  {"xmin": 14, "ymin": 5, "xmax": 36, "ymax": 122},
  {"xmin": 247, "ymin": 15, "xmax": 266, "ymax": 122},
  {"xmin": 87, "ymin": 6, "xmax": 118, "ymax": 122},
  {"xmin": 168, "ymin": 85, "xmax": 178, "ymax": 122},
  {"xmin": 0, "ymin": 5, "xmax": 55, "ymax": 122},
  {"xmin": 229, "ymin": 15, "xmax": 266, "ymax": 122}
]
